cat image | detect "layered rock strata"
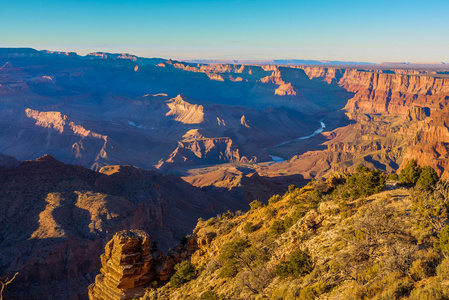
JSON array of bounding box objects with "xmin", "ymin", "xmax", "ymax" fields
[
  {"xmin": 89, "ymin": 230, "xmax": 154, "ymax": 300},
  {"xmin": 89, "ymin": 230, "xmax": 199, "ymax": 300}
]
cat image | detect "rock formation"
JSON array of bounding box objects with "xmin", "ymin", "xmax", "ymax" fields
[
  {"xmin": 260, "ymin": 68, "xmax": 297, "ymax": 96},
  {"xmin": 88, "ymin": 230, "xmax": 155, "ymax": 300},
  {"xmin": 88, "ymin": 230, "xmax": 200, "ymax": 300}
]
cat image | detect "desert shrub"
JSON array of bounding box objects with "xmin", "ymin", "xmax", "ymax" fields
[
  {"xmin": 283, "ymin": 216, "xmax": 295, "ymax": 229},
  {"xmin": 269, "ymin": 220, "xmax": 285, "ymax": 235},
  {"xmin": 221, "ymin": 210, "xmax": 234, "ymax": 219},
  {"xmin": 268, "ymin": 194, "xmax": 281, "ymax": 205},
  {"xmin": 436, "ymin": 257, "xmax": 449, "ymax": 278},
  {"xmin": 264, "ymin": 206, "xmax": 277, "ymax": 219},
  {"xmin": 249, "ymin": 200, "xmax": 263, "ymax": 210},
  {"xmin": 236, "ymin": 265, "xmax": 275, "ymax": 295},
  {"xmin": 218, "ymin": 238, "xmax": 270, "ymax": 282},
  {"xmin": 170, "ymin": 261, "xmax": 196, "ymax": 288},
  {"xmin": 409, "ymin": 259, "xmax": 433, "ymax": 281},
  {"xmin": 417, "ymin": 166, "xmax": 439, "ymax": 191},
  {"xmin": 434, "ymin": 225, "xmax": 449, "ymax": 257},
  {"xmin": 218, "ymin": 239, "xmax": 250, "ymax": 278},
  {"xmin": 288, "ymin": 184, "xmax": 298, "ymax": 193},
  {"xmin": 220, "ymin": 239, "xmax": 249, "ymax": 261},
  {"xmin": 201, "ymin": 289, "xmax": 220, "ymax": 300},
  {"xmin": 409, "ymin": 282, "xmax": 449, "ymax": 300},
  {"xmin": 299, "ymin": 281, "xmax": 327, "ymax": 300},
  {"xmin": 342, "ymin": 166, "xmax": 386, "ymax": 200},
  {"xmin": 243, "ymin": 222, "xmax": 256, "ymax": 234},
  {"xmin": 411, "ymin": 185, "xmax": 449, "ymax": 233},
  {"xmin": 388, "ymin": 173, "xmax": 399, "ymax": 181},
  {"xmin": 275, "ymin": 248, "xmax": 313, "ymax": 279},
  {"xmin": 399, "ymin": 159, "xmax": 421, "ymax": 185},
  {"xmin": 206, "ymin": 217, "xmax": 216, "ymax": 227},
  {"xmin": 375, "ymin": 280, "xmax": 414, "ymax": 300},
  {"xmin": 338, "ymin": 200, "xmax": 419, "ymax": 285}
]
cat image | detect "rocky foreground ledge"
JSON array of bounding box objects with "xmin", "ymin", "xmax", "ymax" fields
[{"xmin": 88, "ymin": 230, "xmax": 197, "ymax": 300}]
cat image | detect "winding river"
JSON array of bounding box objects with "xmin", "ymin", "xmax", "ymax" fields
[{"xmin": 268, "ymin": 121, "xmax": 326, "ymax": 164}]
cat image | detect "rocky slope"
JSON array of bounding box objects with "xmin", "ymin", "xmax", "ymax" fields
[
  {"xmin": 94, "ymin": 170, "xmax": 449, "ymax": 300},
  {"xmin": 0, "ymin": 155, "xmax": 224, "ymax": 299},
  {"xmin": 0, "ymin": 154, "xmax": 288, "ymax": 299}
]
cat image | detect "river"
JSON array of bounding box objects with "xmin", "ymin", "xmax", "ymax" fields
[{"xmin": 268, "ymin": 121, "xmax": 326, "ymax": 164}]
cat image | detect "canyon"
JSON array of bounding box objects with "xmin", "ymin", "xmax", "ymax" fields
[{"xmin": 1, "ymin": 48, "xmax": 449, "ymax": 299}]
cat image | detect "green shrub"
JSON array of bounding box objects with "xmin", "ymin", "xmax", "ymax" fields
[
  {"xmin": 299, "ymin": 281, "xmax": 327, "ymax": 300},
  {"xmin": 436, "ymin": 258, "xmax": 449, "ymax": 278},
  {"xmin": 201, "ymin": 289, "xmax": 220, "ymax": 300},
  {"xmin": 409, "ymin": 282, "xmax": 449, "ymax": 300},
  {"xmin": 409, "ymin": 259, "xmax": 433, "ymax": 281},
  {"xmin": 269, "ymin": 220, "xmax": 285, "ymax": 235},
  {"xmin": 268, "ymin": 194, "xmax": 281, "ymax": 205},
  {"xmin": 388, "ymin": 173, "xmax": 399, "ymax": 181},
  {"xmin": 243, "ymin": 222, "xmax": 256, "ymax": 234},
  {"xmin": 288, "ymin": 184, "xmax": 298, "ymax": 193},
  {"xmin": 417, "ymin": 166, "xmax": 439, "ymax": 191},
  {"xmin": 283, "ymin": 216, "xmax": 295, "ymax": 229},
  {"xmin": 375, "ymin": 280, "xmax": 414, "ymax": 300},
  {"xmin": 206, "ymin": 217, "xmax": 216, "ymax": 227},
  {"xmin": 249, "ymin": 199, "xmax": 263, "ymax": 210},
  {"xmin": 434, "ymin": 225, "xmax": 449, "ymax": 257},
  {"xmin": 399, "ymin": 159, "xmax": 421, "ymax": 185},
  {"xmin": 275, "ymin": 249, "xmax": 313, "ymax": 279},
  {"xmin": 221, "ymin": 210, "xmax": 234, "ymax": 219},
  {"xmin": 218, "ymin": 239, "xmax": 250, "ymax": 278},
  {"xmin": 342, "ymin": 166, "xmax": 386, "ymax": 200},
  {"xmin": 170, "ymin": 261, "xmax": 196, "ymax": 288}
]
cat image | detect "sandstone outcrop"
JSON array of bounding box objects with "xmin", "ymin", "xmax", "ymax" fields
[
  {"xmin": 165, "ymin": 95, "xmax": 205, "ymax": 124},
  {"xmin": 88, "ymin": 230, "xmax": 200, "ymax": 300},
  {"xmin": 88, "ymin": 230, "xmax": 154, "ymax": 300},
  {"xmin": 261, "ymin": 68, "xmax": 297, "ymax": 96},
  {"xmin": 156, "ymin": 137, "xmax": 243, "ymax": 171}
]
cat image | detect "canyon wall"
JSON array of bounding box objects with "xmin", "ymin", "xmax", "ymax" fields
[{"xmin": 271, "ymin": 67, "xmax": 449, "ymax": 178}]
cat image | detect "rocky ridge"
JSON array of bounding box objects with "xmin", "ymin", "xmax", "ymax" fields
[
  {"xmin": 0, "ymin": 154, "xmax": 288, "ymax": 299},
  {"xmin": 88, "ymin": 230, "xmax": 198, "ymax": 300},
  {"xmin": 95, "ymin": 171, "xmax": 449, "ymax": 300}
]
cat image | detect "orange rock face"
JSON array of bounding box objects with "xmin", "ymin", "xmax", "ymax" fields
[
  {"xmin": 88, "ymin": 230, "xmax": 155, "ymax": 300},
  {"xmin": 88, "ymin": 230, "xmax": 200, "ymax": 300},
  {"xmin": 262, "ymin": 67, "xmax": 449, "ymax": 178}
]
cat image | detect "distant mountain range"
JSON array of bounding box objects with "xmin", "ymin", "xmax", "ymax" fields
[{"xmin": 186, "ymin": 58, "xmax": 376, "ymax": 66}]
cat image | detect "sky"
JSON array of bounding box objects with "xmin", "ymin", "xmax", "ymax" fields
[{"xmin": 0, "ymin": 0, "xmax": 448, "ymax": 63}]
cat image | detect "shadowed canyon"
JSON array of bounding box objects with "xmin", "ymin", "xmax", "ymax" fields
[{"xmin": 1, "ymin": 48, "xmax": 449, "ymax": 299}]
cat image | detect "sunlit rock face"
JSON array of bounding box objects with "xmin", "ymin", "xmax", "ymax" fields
[
  {"xmin": 88, "ymin": 230, "xmax": 155, "ymax": 300},
  {"xmin": 88, "ymin": 230, "xmax": 200, "ymax": 300},
  {"xmin": 261, "ymin": 66, "xmax": 449, "ymax": 179}
]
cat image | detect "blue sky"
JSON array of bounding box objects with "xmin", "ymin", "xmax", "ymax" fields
[{"xmin": 0, "ymin": 0, "xmax": 448, "ymax": 62}]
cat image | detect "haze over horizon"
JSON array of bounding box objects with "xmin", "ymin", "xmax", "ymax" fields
[{"xmin": 0, "ymin": 0, "xmax": 448, "ymax": 63}]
